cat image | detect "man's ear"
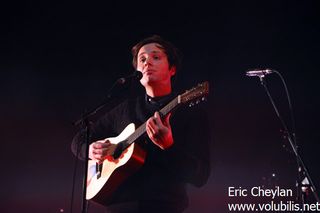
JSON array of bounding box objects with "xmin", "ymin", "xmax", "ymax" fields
[{"xmin": 169, "ymin": 66, "xmax": 176, "ymax": 76}]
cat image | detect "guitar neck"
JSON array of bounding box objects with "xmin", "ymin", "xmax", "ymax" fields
[{"xmin": 122, "ymin": 96, "xmax": 180, "ymax": 149}]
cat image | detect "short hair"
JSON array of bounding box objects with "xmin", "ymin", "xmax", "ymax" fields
[{"xmin": 131, "ymin": 35, "xmax": 182, "ymax": 73}]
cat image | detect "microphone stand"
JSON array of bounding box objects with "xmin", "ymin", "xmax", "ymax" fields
[
  {"xmin": 73, "ymin": 79, "xmax": 128, "ymax": 213},
  {"xmin": 258, "ymin": 76, "xmax": 320, "ymax": 211}
]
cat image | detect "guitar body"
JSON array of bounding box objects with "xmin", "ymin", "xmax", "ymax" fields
[{"xmin": 86, "ymin": 123, "xmax": 146, "ymax": 205}]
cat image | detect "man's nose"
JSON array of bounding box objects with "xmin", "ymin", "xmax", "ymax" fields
[{"xmin": 144, "ymin": 57, "xmax": 152, "ymax": 66}]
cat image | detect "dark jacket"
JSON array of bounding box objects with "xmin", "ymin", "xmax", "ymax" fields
[{"xmin": 71, "ymin": 94, "xmax": 211, "ymax": 212}]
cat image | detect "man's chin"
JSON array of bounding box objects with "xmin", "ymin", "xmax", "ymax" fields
[{"xmin": 141, "ymin": 77, "xmax": 157, "ymax": 86}]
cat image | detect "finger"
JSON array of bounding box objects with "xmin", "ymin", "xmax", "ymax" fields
[
  {"xmin": 93, "ymin": 142, "xmax": 102, "ymax": 149},
  {"xmin": 93, "ymin": 147, "xmax": 109, "ymax": 155},
  {"xmin": 93, "ymin": 147, "xmax": 112, "ymax": 160},
  {"xmin": 93, "ymin": 142, "xmax": 111, "ymax": 149},
  {"xmin": 146, "ymin": 127, "xmax": 156, "ymax": 142},
  {"xmin": 103, "ymin": 139, "xmax": 111, "ymax": 144},
  {"xmin": 153, "ymin": 112, "xmax": 163, "ymax": 127},
  {"xmin": 93, "ymin": 154, "xmax": 104, "ymax": 161},
  {"xmin": 163, "ymin": 113, "xmax": 172, "ymax": 127},
  {"xmin": 147, "ymin": 114, "xmax": 156, "ymax": 125},
  {"xmin": 146, "ymin": 127, "xmax": 152, "ymax": 138},
  {"xmin": 147, "ymin": 122, "xmax": 156, "ymax": 135},
  {"xmin": 147, "ymin": 118, "xmax": 158, "ymax": 133}
]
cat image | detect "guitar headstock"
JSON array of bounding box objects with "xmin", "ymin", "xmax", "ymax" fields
[{"xmin": 178, "ymin": 81, "xmax": 209, "ymax": 106}]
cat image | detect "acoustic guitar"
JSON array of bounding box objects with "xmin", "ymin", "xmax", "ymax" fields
[{"xmin": 86, "ymin": 81, "xmax": 209, "ymax": 205}]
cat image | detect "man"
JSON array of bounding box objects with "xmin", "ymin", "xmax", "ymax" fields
[{"xmin": 72, "ymin": 35, "xmax": 211, "ymax": 212}]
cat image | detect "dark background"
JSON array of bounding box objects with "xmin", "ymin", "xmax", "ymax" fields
[{"xmin": 1, "ymin": 1, "xmax": 319, "ymax": 212}]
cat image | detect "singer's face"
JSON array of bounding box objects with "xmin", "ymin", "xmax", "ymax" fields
[{"xmin": 136, "ymin": 43, "xmax": 176, "ymax": 88}]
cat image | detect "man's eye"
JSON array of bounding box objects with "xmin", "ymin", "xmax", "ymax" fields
[
  {"xmin": 153, "ymin": 55, "xmax": 160, "ymax": 60},
  {"xmin": 140, "ymin": 58, "xmax": 146, "ymax": 63}
]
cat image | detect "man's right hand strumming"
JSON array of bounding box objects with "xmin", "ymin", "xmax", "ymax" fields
[{"xmin": 89, "ymin": 140, "xmax": 112, "ymax": 162}]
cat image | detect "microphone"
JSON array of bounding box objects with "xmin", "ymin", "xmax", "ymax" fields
[
  {"xmin": 117, "ymin": 71, "xmax": 143, "ymax": 84},
  {"xmin": 246, "ymin": 69, "xmax": 275, "ymax": 77}
]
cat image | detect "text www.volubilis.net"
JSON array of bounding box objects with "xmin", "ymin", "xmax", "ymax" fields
[{"xmin": 228, "ymin": 201, "xmax": 320, "ymax": 212}]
